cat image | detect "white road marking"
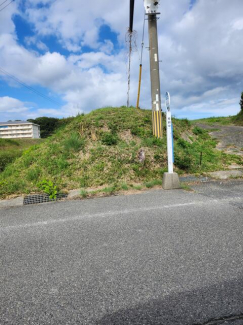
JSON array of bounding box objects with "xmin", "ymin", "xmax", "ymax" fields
[{"xmin": 0, "ymin": 197, "xmax": 242, "ymax": 232}]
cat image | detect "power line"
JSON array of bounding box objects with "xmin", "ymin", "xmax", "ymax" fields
[
  {"xmin": 140, "ymin": 12, "xmax": 146, "ymax": 65},
  {"xmin": 0, "ymin": 0, "xmax": 15, "ymax": 12},
  {"xmin": 0, "ymin": 67, "xmax": 62, "ymax": 107},
  {"xmin": 0, "ymin": 0, "xmax": 9, "ymax": 7}
]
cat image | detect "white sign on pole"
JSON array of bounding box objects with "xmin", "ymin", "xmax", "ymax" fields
[{"xmin": 165, "ymin": 92, "xmax": 174, "ymax": 174}]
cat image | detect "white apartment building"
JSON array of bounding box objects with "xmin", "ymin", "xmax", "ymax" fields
[{"xmin": 0, "ymin": 121, "xmax": 40, "ymax": 139}]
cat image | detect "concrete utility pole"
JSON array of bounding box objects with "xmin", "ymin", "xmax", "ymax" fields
[{"xmin": 144, "ymin": 0, "xmax": 163, "ymax": 138}]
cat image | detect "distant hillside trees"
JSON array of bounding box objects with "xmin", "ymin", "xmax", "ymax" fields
[
  {"xmin": 27, "ymin": 117, "xmax": 60, "ymax": 138},
  {"xmin": 27, "ymin": 116, "xmax": 74, "ymax": 138},
  {"xmin": 240, "ymin": 92, "xmax": 243, "ymax": 111}
]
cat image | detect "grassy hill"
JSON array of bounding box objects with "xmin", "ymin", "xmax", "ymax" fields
[
  {"xmin": 0, "ymin": 138, "xmax": 43, "ymax": 173},
  {"xmin": 0, "ymin": 107, "xmax": 242, "ymax": 199},
  {"xmin": 192, "ymin": 111, "xmax": 243, "ymax": 126}
]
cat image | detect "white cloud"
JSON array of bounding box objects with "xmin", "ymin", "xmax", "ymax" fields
[
  {"xmin": 25, "ymin": 36, "xmax": 49, "ymax": 52},
  {"xmin": 0, "ymin": 0, "xmax": 243, "ymax": 121},
  {"xmin": 0, "ymin": 97, "xmax": 31, "ymax": 121},
  {"xmin": 232, "ymin": 18, "xmax": 243, "ymax": 31},
  {"xmin": 0, "ymin": 96, "xmax": 29, "ymax": 113}
]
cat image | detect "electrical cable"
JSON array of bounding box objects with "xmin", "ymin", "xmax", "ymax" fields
[
  {"xmin": 140, "ymin": 12, "xmax": 146, "ymax": 65},
  {"xmin": 136, "ymin": 13, "xmax": 146, "ymax": 109},
  {"xmin": 0, "ymin": 67, "xmax": 62, "ymax": 106},
  {"xmin": 0, "ymin": 0, "xmax": 15, "ymax": 12},
  {"xmin": 0, "ymin": 0, "xmax": 9, "ymax": 7}
]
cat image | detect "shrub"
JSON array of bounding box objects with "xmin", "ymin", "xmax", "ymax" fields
[
  {"xmin": 0, "ymin": 139, "xmax": 20, "ymax": 147},
  {"xmin": 240, "ymin": 92, "xmax": 243, "ymax": 111},
  {"xmin": 131, "ymin": 126, "xmax": 145, "ymax": 137},
  {"xmin": 0, "ymin": 151, "xmax": 22, "ymax": 172},
  {"xmin": 121, "ymin": 183, "xmax": 129, "ymax": 190},
  {"xmin": 142, "ymin": 137, "xmax": 164, "ymax": 147},
  {"xmin": 101, "ymin": 132, "xmax": 119, "ymax": 145},
  {"xmin": 80, "ymin": 189, "xmax": 88, "ymax": 198},
  {"xmin": 108, "ymin": 122, "xmax": 118, "ymax": 134},
  {"xmin": 37, "ymin": 179, "xmax": 58, "ymax": 199},
  {"xmin": 174, "ymin": 154, "xmax": 192, "ymax": 171},
  {"xmin": 177, "ymin": 138, "xmax": 189, "ymax": 149},
  {"xmin": 192, "ymin": 126, "xmax": 204, "ymax": 135},
  {"xmin": 63, "ymin": 133, "xmax": 85, "ymax": 152},
  {"xmin": 26, "ymin": 168, "xmax": 41, "ymax": 182}
]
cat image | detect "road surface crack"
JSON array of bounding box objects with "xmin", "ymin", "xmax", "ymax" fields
[{"xmin": 194, "ymin": 314, "xmax": 243, "ymax": 324}]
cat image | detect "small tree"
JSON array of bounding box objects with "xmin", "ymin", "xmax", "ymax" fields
[{"xmin": 240, "ymin": 92, "xmax": 243, "ymax": 111}]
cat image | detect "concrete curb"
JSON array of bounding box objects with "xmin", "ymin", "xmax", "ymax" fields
[
  {"xmin": 208, "ymin": 170, "xmax": 243, "ymax": 180},
  {"xmin": 0, "ymin": 196, "xmax": 24, "ymax": 209}
]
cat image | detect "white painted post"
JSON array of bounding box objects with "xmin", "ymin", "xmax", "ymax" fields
[
  {"xmin": 162, "ymin": 92, "xmax": 180, "ymax": 190},
  {"xmin": 165, "ymin": 92, "xmax": 173, "ymax": 173}
]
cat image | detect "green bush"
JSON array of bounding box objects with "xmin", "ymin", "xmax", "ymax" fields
[
  {"xmin": 0, "ymin": 139, "xmax": 20, "ymax": 147},
  {"xmin": 101, "ymin": 132, "xmax": 119, "ymax": 145},
  {"xmin": 192, "ymin": 126, "xmax": 204, "ymax": 135},
  {"xmin": 37, "ymin": 179, "xmax": 58, "ymax": 199},
  {"xmin": 0, "ymin": 151, "xmax": 22, "ymax": 172},
  {"xmin": 108, "ymin": 122, "xmax": 118, "ymax": 134},
  {"xmin": 177, "ymin": 138, "xmax": 189, "ymax": 149},
  {"xmin": 174, "ymin": 153, "xmax": 192, "ymax": 171},
  {"xmin": 26, "ymin": 168, "xmax": 41, "ymax": 182},
  {"xmin": 131, "ymin": 126, "xmax": 145, "ymax": 137},
  {"xmin": 142, "ymin": 137, "xmax": 164, "ymax": 147},
  {"xmin": 63, "ymin": 133, "xmax": 85, "ymax": 152}
]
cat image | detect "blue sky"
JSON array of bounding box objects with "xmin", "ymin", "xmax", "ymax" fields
[{"xmin": 0, "ymin": 0, "xmax": 243, "ymax": 121}]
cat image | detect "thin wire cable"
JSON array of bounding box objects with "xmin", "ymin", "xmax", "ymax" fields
[
  {"xmin": 0, "ymin": 67, "xmax": 62, "ymax": 106},
  {"xmin": 127, "ymin": 31, "xmax": 132, "ymax": 108},
  {"xmin": 0, "ymin": 0, "xmax": 9, "ymax": 7},
  {"xmin": 0, "ymin": 0, "xmax": 15, "ymax": 12},
  {"xmin": 140, "ymin": 13, "xmax": 146, "ymax": 65}
]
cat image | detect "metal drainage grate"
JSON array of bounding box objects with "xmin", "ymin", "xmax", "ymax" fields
[{"xmin": 23, "ymin": 193, "xmax": 68, "ymax": 205}]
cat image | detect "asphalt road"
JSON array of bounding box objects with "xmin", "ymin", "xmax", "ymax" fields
[{"xmin": 1, "ymin": 180, "xmax": 243, "ymax": 324}]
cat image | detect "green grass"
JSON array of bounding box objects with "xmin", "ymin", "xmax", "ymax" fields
[
  {"xmin": 144, "ymin": 179, "xmax": 162, "ymax": 188},
  {"xmin": 80, "ymin": 189, "xmax": 88, "ymax": 198},
  {"xmin": 192, "ymin": 112, "xmax": 243, "ymax": 126},
  {"xmin": 191, "ymin": 116, "xmax": 234, "ymax": 125},
  {"xmin": 121, "ymin": 183, "xmax": 129, "ymax": 190},
  {"xmin": 0, "ymin": 107, "xmax": 242, "ymax": 199},
  {"xmin": 180, "ymin": 183, "xmax": 193, "ymax": 191},
  {"xmin": 63, "ymin": 133, "xmax": 85, "ymax": 152},
  {"xmin": 233, "ymin": 110, "xmax": 243, "ymax": 126},
  {"xmin": 0, "ymin": 138, "xmax": 43, "ymax": 173}
]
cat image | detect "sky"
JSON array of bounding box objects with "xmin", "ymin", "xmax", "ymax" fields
[{"xmin": 0, "ymin": 0, "xmax": 243, "ymax": 121}]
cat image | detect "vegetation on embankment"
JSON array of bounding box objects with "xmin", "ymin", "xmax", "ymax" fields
[
  {"xmin": 0, "ymin": 138, "xmax": 43, "ymax": 173},
  {"xmin": 0, "ymin": 107, "xmax": 242, "ymax": 199},
  {"xmin": 233, "ymin": 110, "xmax": 243, "ymax": 126},
  {"xmin": 192, "ymin": 113, "xmax": 243, "ymax": 126},
  {"xmin": 191, "ymin": 116, "xmax": 234, "ymax": 126}
]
